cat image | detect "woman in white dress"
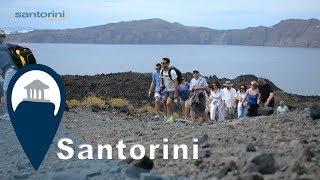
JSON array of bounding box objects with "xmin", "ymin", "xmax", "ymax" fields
[{"xmin": 209, "ymin": 80, "xmax": 224, "ymax": 122}]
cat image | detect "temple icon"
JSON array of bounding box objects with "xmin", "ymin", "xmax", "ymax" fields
[{"xmin": 24, "ymin": 80, "xmax": 50, "ymax": 102}]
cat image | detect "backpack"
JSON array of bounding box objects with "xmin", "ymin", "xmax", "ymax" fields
[
  {"xmin": 7, "ymin": 44, "xmax": 36, "ymax": 69},
  {"xmin": 161, "ymin": 66, "xmax": 183, "ymax": 85}
]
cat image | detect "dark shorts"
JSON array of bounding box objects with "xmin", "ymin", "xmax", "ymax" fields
[
  {"xmin": 248, "ymin": 103, "xmax": 259, "ymax": 117},
  {"xmin": 190, "ymin": 94, "xmax": 206, "ymax": 113},
  {"xmin": 163, "ymin": 91, "xmax": 175, "ymax": 101}
]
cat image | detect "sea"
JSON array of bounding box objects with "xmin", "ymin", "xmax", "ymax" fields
[{"xmin": 22, "ymin": 43, "xmax": 320, "ymax": 96}]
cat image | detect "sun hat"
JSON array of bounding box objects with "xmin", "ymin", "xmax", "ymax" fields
[
  {"xmin": 223, "ymin": 81, "xmax": 233, "ymax": 87},
  {"xmin": 251, "ymin": 81, "xmax": 258, "ymax": 86},
  {"xmin": 193, "ymin": 69, "xmax": 199, "ymax": 73}
]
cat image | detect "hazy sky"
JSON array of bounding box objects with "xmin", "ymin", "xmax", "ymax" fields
[{"xmin": 1, "ymin": 0, "xmax": 320, "ymax": 30}]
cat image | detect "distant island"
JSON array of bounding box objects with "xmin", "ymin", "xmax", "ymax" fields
[{"xmin": 6, "ymin": 18, "xmax": 320, "ymax": 48}]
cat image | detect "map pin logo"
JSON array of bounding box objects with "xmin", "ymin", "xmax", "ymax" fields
[{"xmin": 6, "ymin": 64, "xmax": 66, "ymax": 171}]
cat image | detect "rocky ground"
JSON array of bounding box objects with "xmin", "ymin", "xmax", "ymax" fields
[
  {"xmin": 63, "ymin": 106, "xmax": 320, "ymax": 180},
  {"xmin": 0, "ymin": 107, "xmax": 178, "ymax": 180}
]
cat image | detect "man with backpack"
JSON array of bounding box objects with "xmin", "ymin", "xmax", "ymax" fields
[
  {"xmin": 0, "ymin": 29, "xmax": 36, "ymax": 119},
  {"xmin": 160, "ymin": 58, "xmax": 182, "ymax": 124}
]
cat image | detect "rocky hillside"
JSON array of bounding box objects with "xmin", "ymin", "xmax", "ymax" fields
[
  {"xmin": 62, "ymin": 72, "xmax": 320, "ymax": 110},
  {"xmin": 6, "ymin": 18, "xmax": 320, "ymax": 48}
]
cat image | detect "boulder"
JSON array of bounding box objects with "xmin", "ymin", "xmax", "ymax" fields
[
  {"xmin": 131, "ymin": 156, "xmax": 154, "ymax": 170},
  {"xmin": 246, "ymin": 143, "xmax": 257, "ymax": 152},
  {"xmin": 91, "ymin": 105, "xmax": 100, "ymax": 112},
  {"xmin": 198, "ymin": 134, "xmax": 209, "ymax": 144},
  {"xmin": 201, "ymin": 149, "xmax": 211, "ymax": 158},
  {"xmin": 310, "ymin": 104, "xmax": 320, "ymax": 120},
  {"xmin": 258, "ymin": 107, "xmax": 274, "ymax": 116},
  {"xmin": 292, "ymin": 147, "xmax": 314, "ymax": 175},
  {"xmin": 250, "ymin": 153, "xmax": 278, "ymax": 174},
  {"xmin": 217, "ymin": 159, "xmax": 238, "ymax": 178}
]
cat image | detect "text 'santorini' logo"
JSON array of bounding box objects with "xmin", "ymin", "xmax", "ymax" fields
[{"xmin": 6, "ymin": 64, "xmax": 66, "ymax": 170}]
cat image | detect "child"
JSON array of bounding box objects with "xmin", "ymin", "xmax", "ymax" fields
[{"xmin": 277, "ymin": 101, "xmax": 289, "ymax": 114}]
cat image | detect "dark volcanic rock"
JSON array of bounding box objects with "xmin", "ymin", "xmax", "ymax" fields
[
  {"xmin": 62, "ymin": 72, "xmax": 320, "ymax": 111},
  {"xmin": 131, "ymin": 156, "xmax": 154, "ymax": 170},
  {"xmin": 91, "ymin": 105, "xmax": 100, "ymax": 112},
  {"xmin": 217, "ymin": 159, "xmax": 238, "ymax": 178},
  {"xmin": 250, "ymin": 153, "xmax": 278, "ymax": 174},
  {"xmin": 310, "ymin": 104, "xmax": 320, "ymax": 120},
  {"xmin": 246, "ymin": 143, "xmax": 257, "ymax": 152},
  {"xmin": 198, "ymin": 133, "xmax": 209, "ymax": 144},
  {"xmin": 258, "ymin": 107, "xmax": 274, "ymax": 116}
]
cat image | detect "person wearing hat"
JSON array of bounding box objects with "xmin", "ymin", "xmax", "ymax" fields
[
  {"xmin": 189, "ymin": 69, "xmax": 208, "ymax": 122},
  {"xmin": 148, "ymin": 63, "xmax": 164, "ymax": 120},
  {"xmin": 243, "ymin": 81, "xmax": 260, "ymax": 117},
  {"xmin": 0, "ymin": 29, "xmax": 18, "ymax": 119},
  {"xmin": 221, "ymin": 80, "xmax": 237, "ymax": 121}
]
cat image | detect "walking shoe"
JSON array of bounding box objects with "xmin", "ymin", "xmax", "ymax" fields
[
  {"xmin": 163, "ymin": 116, "xmax": 168, "ymax": 123},
  {"xmin": 152, "ymin": 115, "xmax": 160, "ymax": 121},
  {"xmin": 168, "ymin": 116, "xmax": 174, "ymax": 124}
]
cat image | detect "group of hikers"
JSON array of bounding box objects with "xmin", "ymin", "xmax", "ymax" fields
[{"xmin": 148, "ymin": 58, "xmax": 289, "ymax": 124}]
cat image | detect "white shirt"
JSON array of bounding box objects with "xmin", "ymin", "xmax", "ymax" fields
[
  {"xmin": 162, "ymin": 69, "xmax": 177, "ymax": 92},
  {"xmin": 210, "ymin": 89, "xmax": 223, "ymax": 105},
  {"xmin": 222, "ymin": 87, "xmax": 237, "ymax": 108},
  {"xmin": 237, "ymin": 91, "xmax": 247, "ymax": 107},
  {"xmin": 277, "ymin": 106, "xmax": 289, "ymax": 114},
  {"xmin": 189, "ymin": 77, "xmax": 208, "ymax": 94}
]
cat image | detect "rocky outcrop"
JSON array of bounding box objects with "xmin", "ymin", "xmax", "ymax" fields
[{"xmin": 62, "ymin": 72, "xmax": 320, "ymax": 110}]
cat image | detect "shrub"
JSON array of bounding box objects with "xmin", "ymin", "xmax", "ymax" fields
[
  {"xmin": 66, "ymin": 99, "xmax": 81, "ymax": 108},
  {"xmin": 108, "ymin": 98, "xmax": 132, "ymax": 109},
  {"xmin": 81, "ymin": 95, "xmax": 106, "ymax": 108}
]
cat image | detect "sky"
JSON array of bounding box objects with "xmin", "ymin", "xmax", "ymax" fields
[{"xmin": 1, "ymin": 0, "xmax": 320, "ymax": 30}]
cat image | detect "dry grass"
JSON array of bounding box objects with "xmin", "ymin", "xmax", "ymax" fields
[
  {"xmin": 137, "ymin": 104, "xmax": 155, "ymax": 114},
  {"xmin": 81, "ymin": 95, "xmax": 106, "ymax": 108},
  {"xmin": 108, "ymin": 98, "xmax": 133, "ymax": 109},
  {"xmin": 66, "ymin": 99, "xmax": 81, "ymax": 108},
  {"xmin": 67, "ymin": 95, "xmax": 106, "ymax": 108}
]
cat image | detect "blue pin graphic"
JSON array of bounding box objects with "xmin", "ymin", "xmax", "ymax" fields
[{"xmin": 6, "ymin": 64, "xmax": 66, "ymax": 171}]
